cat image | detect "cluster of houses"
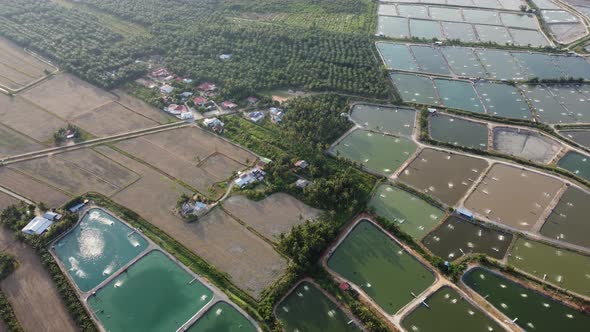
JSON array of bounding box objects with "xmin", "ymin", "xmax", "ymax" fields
[
  {"xmin": 180, "ymin": 200, "xmax": 208, "ymax": 218},
  {"xmin": 234, "ymin": 167, "xmax": 266, "ymax": 189},
  {"xmin": 203, "ymin": 117, "xmax": 225, "ymax": 133}
]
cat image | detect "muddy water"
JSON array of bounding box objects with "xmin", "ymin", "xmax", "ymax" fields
[
  {"xmin": 508, "ymin": 238, "xmax": 590, "ymax": 297},
  {"xmin": 422, "ymin": 216, "xmax": 513, "ymax": 260},
  {"xmin": 464, "ymin": 164, "xmax": 563, "ymax": 231},
  {"xmin": 398, "ymin": 148, "xmax": 489, "ymax": 206},
  {"xmin": 429, "ymin": 114, "xmax": 488, "ymax": 149},
  {"xmin": 402, "ymin": 286, "xmax": 505, "ymax": 332},
  {"xmin": 464, "ymin": 267, "xmax": 590, "ymax": 332},
  {"xmin": 541, "ymin": 187, "xmax": 590, "ymax": 248}
]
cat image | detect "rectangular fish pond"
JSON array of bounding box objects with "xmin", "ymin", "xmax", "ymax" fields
[
  {"xmin": 53, "ymin": 208, "xmax": 148, "ymax": 292},
  {"xmin": 557, "ymin": 151, "xmax": 590, "ymax": 181},
  {"xmin": 349, "ymin": 104, "xmax": 416, "ymax": 136},
  {"xmin": 402, "ymin": 286, "xmax": 505, "ymax": 332},
  {"xmin": 429, "ymin": 114, "xmax": 488, "ymax": 150},
  {"xmin": 560, "ymin": 129, "xmax": 590, "ymax": 148},
  {"xmin": 327, "ymin": 219, "xmax": 435, "ymax": 314},
  {"xmin": 276, "ymin": 281, "xmax": 359, "ymax": 332},
  {"xmin": 332, "ymin": 129, "xmax": 417, "ymax": 177},
  {"xmin": 186, "ymin": 301, "xmax": 256, "ymax": 332},
  {"xmin": 422, "ymin": 216, "xmax": 513, "ymax": 261},
  {"xmin": 508, "ymin": 238, "xmax": 590, "ymax": 297},
  {"xmin": 463, "ymin": 267, "xmax": 590, "ymax": 332},
  {"xmin": 398, "ymin": 148, "xmax": 489, "ymax": 206},
  {"xmin": 369, "ymin": 184, "xmax": 444, "ymax": 240},
  {"xmin": 541, "ymin": 186, "xmax": 590, "ymax": 248},
  {"xmin": 87, "ymin": 250, "xmax": 213, "ymax": 332}
]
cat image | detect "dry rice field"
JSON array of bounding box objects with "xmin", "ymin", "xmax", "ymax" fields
[
  {"xmin": 95, "ymin": 145, "xmax": 286, "ymax": 299},
  {"xmin": 223, "ymin": 193, "xmax": 322, "ymax": 241},
  {"xmin": 0, "ymin": 228, "xmax": 77, "ymax": 332},
  {"xmin": 70, "ymin": 101, "xmax": 159, "ymax": 137},
  {"xmin": 112, "ymin": 89, "xmax": 176, "ymax": 124},
  {"xmin": 0, "ymin": 191, "xmax": 18, "ymax": 210},
  {"xmin": 0, "ymin": 38, "xmax": 57, "ymax": 91},
  {"xmin": 0, "ymin": 168, "xmax": 70, "ymax": 207},
  {"xmin": 0, "ymin": 94, "xmax": 66, "ymax": 143},
  {"xmin": 464, "ymin": 164, "xmax": 564, "ymax": 231},
  {"xmin": 114, "ymin": 126, "xmax": 254, "ymax": 194},
  {"xmin": 10, "ymin": 149, "xmax": 139, "ymax": 197}
]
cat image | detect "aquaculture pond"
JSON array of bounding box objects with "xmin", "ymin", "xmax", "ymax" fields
[
  {"xmin": 464, "ymin": 267, "xmax": 590, "ymax": 332},
  {"xmin": 492, "ymin": 127, "xmax": 562, "ymax": 164},
  {"xmin": 422, "ymin": 216, "xmax": 513, "ymax": 260},
  {"xmin": 87, "ymin": 250, "xmax": 213, "ymax": 332},
  {"xmin": 560, "ymin": 129, "xmax": 590, "ymax": 148},
  {"xmin": 53, "ymin": 208, "xmax": 148, "ymax": 292},
  {"xmin": 541, "ymin": 187, "xmax": 590, "ymax": 248},
  {"xmin": 187, "ymin": 302, "xmax": 256, "ymax": 332},
  {"xmin": 435, "ymin": 79, "xmax": 485, "ymax": 114},
  {"xmin": 475, "ymin": 49, "xmax": 526, "ymax": 81},
  {"xmin": 508, "ymin": 238, "xmax": 590, "ymax": 297},
  {"xmin": 441, "ymin": 46, "xmax": 487, "ymax": 78},
  {"xmin": 401, "ymin": 286, "xmax": 505, "ymax": 332},
  {"xmin": 377, "ymin": 16, "xmax": 409, "ymax": 38},
  {"xmin": 391, "ymin": 73, "xmax": 440, "ymax": 105},
  {"xmin": 474, "ymin": 82, "xmax": 532, "ymax": 120},
  {"xmin": 349, "ymin": 104, "xmax": 415, "ymax": 136},
  {"xmin": 276, "ymin": 281, "xmax": 359, "ymax": 332},
  {"xmin": 332, "ymin": 130, "xmax": 417, "ymax": 176},
  {"xmin": 429, "ymin": 114, "xmax": 488, "ymax": 149},
  {"xmin": 410, "ymin": 45, "xmax": 451, "ymax": 76},
  {"xmin": 398, "ymin": 148, "xmax": 489, "ymax": 206},
  {"xmin": 558, "ymin": 151, "xmax": 590, "ymax": 181},
  {"xmin": 369, "ymin": 184, "xmax": 444, "ymax": 239},
  {"xmin": 328, "ymin": 220, "xmax": 435, "ymax": 314},
  {"xmin": 376, "ymin": 42, "xmax": 418, "ymax": 72}
]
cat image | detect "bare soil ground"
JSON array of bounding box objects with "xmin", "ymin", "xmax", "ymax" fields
[
  {"xmin": 21, "ymin": 73, "xmax": 115, "ymax": 120},
  {"xmin": 70, "ymin": 101, "xmax": 159, "ymax": 137},
  {"xmin": 0, "ymin": 168, "xmax": 70, "ymax": 207},
  {"xmin": 0, "ymin": 228, "xmax": 77, "ymax": 332},
  {"xmin": 112, "ymin": 90, "xmax": 176, "ymax": 124},
  {"xmin": 464, "ymin": 164, "xmax": 563, "ymax": 231},
  {"xmin": 223, "ymin": 193, "xmax": 322, "ymax": 241},
  {"xmin": 0, "ymin": 191, "xmax": 19, "ymax": 210},
  {"xmin": 0, "ymin": 94, "xmax": 66, "ymax": 142},
  {"xmin": 10, "ymin": 150, "xmax": 137, "ymax": 197},
  {"xmin": 0, "ymin": 124, "xmax": 44, "ymax": 157},
  {"xmin": 114, "ymin": 127, "xmax": 253, "ymax": 193},
  {"xmin": 95, "ymin": 145, "xmax": 286, "ymax": 299},
  {"xmin": 0, "ymin": 38, "xmax": 57, "ymax": 90},
  {"xmin": 492, "ymin": 127, "xmax": 562, "ymax": 164}
]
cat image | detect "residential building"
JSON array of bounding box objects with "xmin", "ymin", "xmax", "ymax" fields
[
  {"xmin": 22, "ymin": 216, "xmax": 53, "ymax": 235},
  {"xmin": 160, "ymin": 84, "xmax": 174, "ymax": 94},
  {"xmin": 247, "ymin": 111, "xmax": 264, "ymax": 123},
  {"xmin": 294, "ymin": 160, "xmax": 309, "ymax": 169},
  {"xmin": 234, "ymin": 168, "xmax": 266, "ymax": 188},
  {"xmin": 270, "ymin": 107, "xmax": 284, "ymax": 123},
  {"xmin": 221, "ymin": 101, "xmax": 238, "ymax": 110},
  {"xmin": 197, "ymin": 82, "xmax": 217, "ymax": 91},
  {"xmin": 193, "ymin": 96, "xmax": 208, "ymax": 106}
]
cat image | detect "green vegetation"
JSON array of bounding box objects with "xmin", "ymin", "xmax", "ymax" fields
[
  {"xmin": 0, "ymin": 252, "xmax": 17, "ymax": 281},
  {"xmin": 53, "ymin": 125, "xmax": 82, "ymax": 145},
  {"xmin": 0, "ymin": 0, "xmax": 388, "ymax": 98}
]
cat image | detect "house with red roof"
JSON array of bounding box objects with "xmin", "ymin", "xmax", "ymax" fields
[
  {"xmin": 197, "ymin": 82, "xmax": 217, "ymax": 92},
  {"xmin": 221, "ymin": 101, "xmax": 238, "ymax": 110},
  {"xmin": 193, "ymin": 96, "xmax": 208, "ymax": 106}
]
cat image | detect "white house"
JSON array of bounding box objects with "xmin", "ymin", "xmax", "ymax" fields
[
  {"xmin": 22, "ymin": 216, "xmax": 53, "ymax": 235},
  {"xmin": 160, "ymin": 84, "xmax": 174, "ymax": 94}
]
